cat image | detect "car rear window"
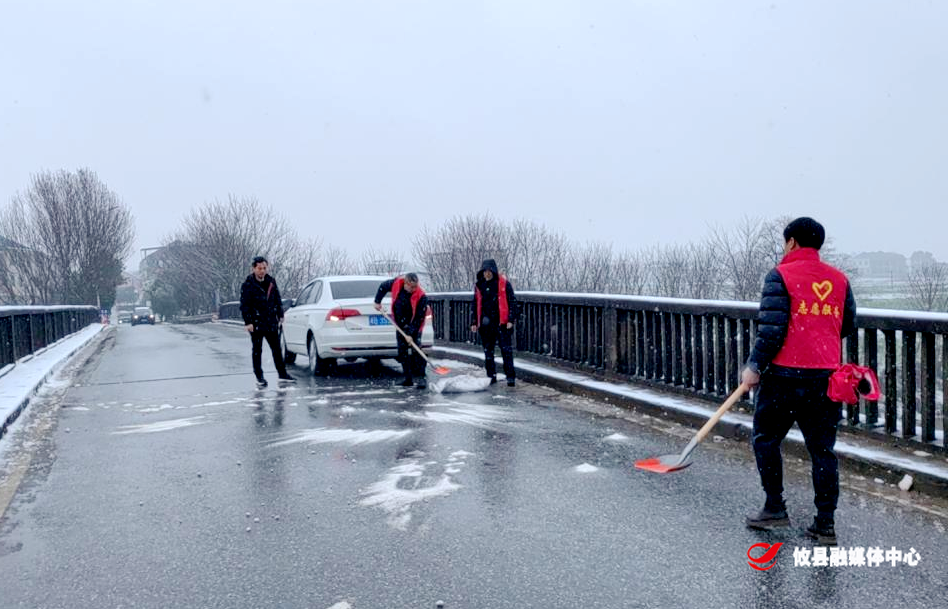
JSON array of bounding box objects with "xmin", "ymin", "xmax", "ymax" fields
[{"xmin": 329, "ymin": 280, "xmax": 381, "ymax": 300}]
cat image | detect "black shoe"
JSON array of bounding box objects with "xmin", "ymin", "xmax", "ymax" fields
[
  {"xmin": 397, "ymin": 379, "xmax": 414, "ymax": 387},
  {"xmin": 507, "ymin": 379, "xmax": 516, "ymax": 387},
  {"xmin": 255, "ymin": 377, "xmax": 268, "ymax": 388},
  {"xmin": 415, "ymin": 379, "xmax": 428, "ymax": 390},
  {"xmin": 805, "ymin": 519, "xmax": 837, "ymax": 546},
  {"xmin": 745, "ymin": 507, "xmax": 790, "ymax": 530},
  {"xmin": 278, "ymin": 374, "xmax": 296, "ymax": 382},
  {"xmin": 489, "ymin": 376, "xmax": 497, "ymax": 385}
]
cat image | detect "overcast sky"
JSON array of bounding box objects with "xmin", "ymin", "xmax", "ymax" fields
[{"xmin": 2, "ymin": 0, "xmax": 946, "ymax": 269}]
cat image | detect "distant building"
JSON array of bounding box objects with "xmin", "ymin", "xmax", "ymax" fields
[
  {"xmin": 850, "ymin": 252, "xmax": 908, "ymax": 280},
  {"xmin": 139, "ymin": 244, "xmax": 182, "ymax": 307}
]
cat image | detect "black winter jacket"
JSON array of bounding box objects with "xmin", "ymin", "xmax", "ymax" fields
[
  {"xmin": 470, "ymin": 259, "xmax": 519, "ymax": 327},
  {"xmin": 747, "ymin": 268, "xmax": 857, "ymax": 377},
  {"xmin": 239, "ymin": 274, "xmax": 284, "ymax": 332},
  {"xmin": 374, "ymin": 278, "xmax": 428, "ymax": 336}
]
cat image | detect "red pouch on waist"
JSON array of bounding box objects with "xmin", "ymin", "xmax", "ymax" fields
[{"xmin": 828, "ymin": 364, "xmax": 881, "ymax": 405}]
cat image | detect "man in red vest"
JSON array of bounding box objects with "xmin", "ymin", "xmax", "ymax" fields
[
  {"xmin": 470, "ymin": 259, "xmax": 518, "ymax": 387},
  {"xmin": 741, "ymin": 218, "xmax": 857, "ymax": 546},
  {"xmin": 374, "ymin": 273, "xmax": 429, "ymax": 389}
]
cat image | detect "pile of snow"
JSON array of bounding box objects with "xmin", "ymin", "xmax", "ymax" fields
[{"xmin": 430, "ymin": 374, "xmax": 492, "ymax": 394}]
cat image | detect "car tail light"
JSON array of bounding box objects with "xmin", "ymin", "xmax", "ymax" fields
[
  {"xmin": 425, "ymin": 305, "xmax": 433, "ymax": 320},
  {"xmin": 326, "ymin": 308, "xmax": 361, "ymax": 322}
]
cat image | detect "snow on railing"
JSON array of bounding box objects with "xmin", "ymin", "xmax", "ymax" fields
[{"xmin": 0, "ymin": 306, "xmax": 99, "ymax": 369}]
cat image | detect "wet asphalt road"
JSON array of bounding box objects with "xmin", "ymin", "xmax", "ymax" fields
[{"xmin": 1, "ymin": 322, "xmax": 947, "ymax": 609}]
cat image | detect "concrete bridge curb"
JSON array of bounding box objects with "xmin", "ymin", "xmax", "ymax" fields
[{"xmin": 0, "ymin": 324, "xmax": 108, "ymax": 441}]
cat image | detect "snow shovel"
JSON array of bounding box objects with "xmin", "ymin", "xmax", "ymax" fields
[
  {"xmin": 635, "ymin": 382, "xmax": 749, "ymax": 474},
  {"xmin": 380, "ymin": 310, "xmax": 492, "ymax": 393},
  {"xmin": 380, "ymin": 310, "xmax": 450, "ymax": 375}
]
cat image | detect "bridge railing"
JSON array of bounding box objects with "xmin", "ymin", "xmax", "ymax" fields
[
  {"xmin": 428, "ymin": 292, "xmax": 948, "ymax": 452},
  {"xmin": 0, "ymin": 306, "xmax": 100, "ymax": 369}
]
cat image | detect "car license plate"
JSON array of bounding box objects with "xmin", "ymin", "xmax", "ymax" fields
[{"xmin": 369, "ymin": 315, "xmax": 391, "ymax": 326}]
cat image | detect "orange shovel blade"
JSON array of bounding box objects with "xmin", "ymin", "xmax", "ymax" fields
[
  {"xmin": 433, "ymin": 366, "xmax": 451, "ymax": 375},
  {"xmin": 634, "ymin": 456, "xmax": 692, "ymax": 474}
]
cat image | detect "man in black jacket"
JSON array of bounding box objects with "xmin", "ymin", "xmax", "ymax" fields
[
  {"xmin": 741, "ymin": 218, "xmax": 857, "ymax": 546},
  {"xmin": 374, "ymin": 273, "xmax": 429, "ymax": 389},
  {"xmin": 470, "ymin": 259, "xmax": 518, "ymax": 387},
  {"xmin": 240, "ymin": 256, "xmax": 294, "ymax": 388}
]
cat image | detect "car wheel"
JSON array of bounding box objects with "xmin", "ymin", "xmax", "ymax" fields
[
  {"xmin": 308, "ymin": 335, "xmax": 332, "ymax": 376},
  {"xmin": 281, "ymin": 330, "xmax": 296, "ymax": 365}
]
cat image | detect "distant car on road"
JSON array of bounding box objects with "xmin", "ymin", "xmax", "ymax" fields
[
  {"xmin": 117, "ymin": 311, "xmax": 132, "ymax": 324},
  {"xmin": 281, "ymin": 275, "xmax": 434, "ymax": 375},
  {"xmin": 131, "ymin": 307, "xmax": 156, "ymax": 326}
]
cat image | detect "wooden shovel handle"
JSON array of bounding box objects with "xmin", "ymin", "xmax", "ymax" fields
[
  {"xmin": 692, "ymin": 382, "xmax": 749, "ymax": 445},
  {"xmin": 381, "ymin": 310, "xmax": 432, "ymax": 364}
]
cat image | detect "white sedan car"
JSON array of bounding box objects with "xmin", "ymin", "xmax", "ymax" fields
[{"xmin": 281, "ymin": 275, "xmax": 434, "ymax": 375}]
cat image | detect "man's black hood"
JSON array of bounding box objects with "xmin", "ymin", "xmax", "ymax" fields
[{"xmin": 476, "ymin": 259, "xmax": 500, "ymax": 282}]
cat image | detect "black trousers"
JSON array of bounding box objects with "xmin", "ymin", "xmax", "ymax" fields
[
  {"xmin": 251, "ymin": 329, "xmax": 287, "ymax": 379},
  {"xmin": 479, "ymin": 324, "xmax": 515, "ymax": 380},
  {"xmin": 752, "ymin": 373, "xmax": 841, "ymax": 521},
  {"xmin": 397, "ymin": 330, "xmax": 425, "ymax": 380}
]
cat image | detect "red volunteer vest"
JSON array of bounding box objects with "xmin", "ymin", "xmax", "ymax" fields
[
  {"xmin": 771, "ymin": 248, "xmax": 848, "ymax": 369},
  {"xmin": 476, "ymin": 276, "xmax": 509, "ymax": 325},
  {"xmin": 391, "ymin": 277, "xmax": 426, "ymax": 330}
]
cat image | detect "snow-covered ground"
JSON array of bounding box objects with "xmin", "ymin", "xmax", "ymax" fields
[{"xmin": 0, "ymin": 323, "xmax": 106, "ymax": 441}]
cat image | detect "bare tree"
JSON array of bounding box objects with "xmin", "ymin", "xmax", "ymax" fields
[
  {"xmin": 322, "ymin": 245, "xmax": 357, "ymax": 276},
  {"xmin": 274, "ymin": 236, "xmax": 324, "ymax": 298},
  {"xmin": 146, "ymin": 197, "xmax": 342, "ymax": 315},
  {"xmin": 609, "ymin": 249, "xmax": 650, "ymax": 295},
  {"xmin": 682, "ymin": 242, "xmax": 722, "ymax": 299},
  {"xmin": 906, "ymin": 262, "xmax": 948, "ymax": 311},
  {"xmin": 172, "ymin": 195, "xmax": 296, "ymax": 305},
  {"xmin": 505, "ymin": 219, "xmax": 572, "ymax": 291},
  {"xmin": 0, "ymin": 169, "xmax": 134, "ymax": 307},
  {"xmin": 563, "ymin": 242, "xmax": 613, "ymax": 293},
  {"xmin": 413, "ymin": 214, "xmax": 506, "ymax": 291},
  {"xmin": 360, "ymin": 247, "xmax": 406, "ymax": 276},
  {"xmin": 709, "ymin": 216, "xmax": 774, "ymax": 301},
  {"xmin": 648, "ymin": 245, "xmax": 690, "ymax": 297}
]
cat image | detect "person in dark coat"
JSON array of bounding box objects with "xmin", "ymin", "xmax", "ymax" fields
[
  {"xmin": 374, "ymin": 273, "xmax": 429, "ymax": 389},
  {"xmin": 240, "ymin": 256, "xmax": 294, "ymax": 387},
  {"xmin": 470, "ymin": 259, "xmax": 518, "ymax": 387},
  {"xmin": 741, "ymin": 218, "xmax": 857, "ymax": 546}
]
